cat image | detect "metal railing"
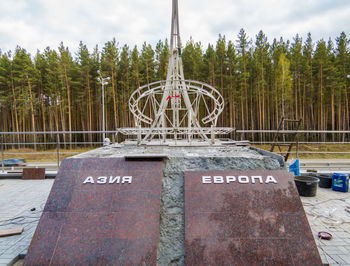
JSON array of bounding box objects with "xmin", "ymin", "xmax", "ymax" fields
[
  {"xmin": 0, "ymin": 131, "xmax": 117, "ymax": 172},
  {"xmin": 0, "ymin": 130, "xmax": 349, "ymax": 172},
  {"xmin": 234, "ymin": 130, "xmax": 350, "ymax": 141}
]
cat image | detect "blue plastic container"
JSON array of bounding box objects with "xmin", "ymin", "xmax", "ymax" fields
[{"xmin": 332, "ymin": 173, "xmax": 349, "ymax": 192}]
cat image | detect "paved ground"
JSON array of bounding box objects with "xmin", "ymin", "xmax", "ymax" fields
[
  {"xmin": 0, "ymin": 178, "xmax": 349, "ymax": 265},
  {"xmin": 0, "ymin": 179, "xmax": 54, "ymax": 265},
  {"xmin": 302, "ymin": 187, "xmax": 350, "ymax": 265}
]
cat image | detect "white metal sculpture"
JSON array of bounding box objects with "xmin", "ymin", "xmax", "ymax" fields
[{"xmin": 118, "ymin": 0, "xmax": 233, "ymax": 144}]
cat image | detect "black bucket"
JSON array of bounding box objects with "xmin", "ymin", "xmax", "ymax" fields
[
  {"xmin": 318, "ymin": 173, "xmax": 333, "ymax": 188},
  {"xmin": 294, "ymin": 175, "xmax": 319, "ymax": 197}
]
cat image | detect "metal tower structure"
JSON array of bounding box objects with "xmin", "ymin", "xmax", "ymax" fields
[{"xmin": 118, "ymin": 0, "xmax": 233, "ymax": 144}]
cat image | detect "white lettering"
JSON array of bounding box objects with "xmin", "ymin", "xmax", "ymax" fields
[
  {"xmin": 202, "ymin": 176, "xmax": 212, "ymax": 184},
  {"xmin": 83, "ymin": 176, "xmax": 132, "ymax": 184},
  {"xmin": 83, "ymin": 176, "xmax": 94, "ymax": 184},
  {"xmin": 109, "ymin": 176, "xmax": 120, "ymax": 184},
  {"xmin": 251, "ymin": 176, "xmax": 263, "ymax": 184},
  {"xmin": 265, "ymin": 176, "xmax": 277, "ymax": 184},
  {"xmin": 122, "ymin": 176, "xmax": 132, "ymax": 184},
  {"xmin": 97, "ymin": 176, "xmax": 107, "ymax": 184},
  {"xmin": 226, "ymin": 176, "xmax": 236, "ymax": 183},
  {"xmin": 214, "ymin": 176, "xmax": 224, "ymax": 184},
  {"xmin": 238, "ymin": 176, "xmax": 250, "ymax": 184},
  {"xmin": 200, "ymin": 175, "xmax": 278, "ymax": 185}
]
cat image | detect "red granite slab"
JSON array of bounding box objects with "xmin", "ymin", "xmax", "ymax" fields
[
  {"xmin": 185, "ymin": 170, "xmax": 322, "ymax": 265},
  {"xmin": 22, "ymin": 168, "xmax": 45, "ymax": 180},
  {"xmin": 24, "ymin": 158, "xmax": 163, "ymax": 265}
]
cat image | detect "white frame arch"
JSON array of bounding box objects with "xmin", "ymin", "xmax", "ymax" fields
[{"xmin": 118, "ymin": 0, "xmax": 234, "ymax": 144}]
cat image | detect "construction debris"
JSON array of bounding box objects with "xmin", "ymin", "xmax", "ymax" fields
[{"xmin": 0, "ymin": 227, "xmax": 23, "ymax": 237}]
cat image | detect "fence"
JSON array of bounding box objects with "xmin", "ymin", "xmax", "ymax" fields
[
  {"xmin": 1, "ymin": 130, "xmax": 350, "ymax": 172},
  {"xmin": 0, "ymin": 131, "xmax": 117, "ymax": 172}
]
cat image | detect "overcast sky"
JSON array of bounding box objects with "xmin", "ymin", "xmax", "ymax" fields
[{"xmin": 0, "ymin": 0, "xmax": 349, "ymax": 56}]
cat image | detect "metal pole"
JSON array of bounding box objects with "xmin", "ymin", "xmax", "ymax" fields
[
  {"xmin": 102, "ymin": 82, "xmax": 105, "ymax": 141},
  {"xmin": 98, "ymin": 70, "xmax": 109, "ymax": 144},
  {"xmin": 211, "ymin": 125, "xmax": 215, "ymax": 145},
  {"xmin": 296, "ymin": 135, "xmax": 299, "ymax": 158},
  {"xmin": 137, "ymin": 125, "xmax": 141, "ymax": 145},
  {"xmin": 1, "ymin": 135, "xmax": 4, "ymax": 172},
  {"xmin": 56, "ymin": 134, "xmax": 60, "ymax": 169}
]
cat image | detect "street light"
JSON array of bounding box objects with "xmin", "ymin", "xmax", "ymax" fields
[{"xmin": 97, "ymin": 70, "xmax": 110, "ymax": 143}]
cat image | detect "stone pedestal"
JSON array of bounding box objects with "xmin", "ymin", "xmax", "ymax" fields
[
  {"xmin": 185, "ymin": 170, "xmax": 321, "ymax": 265},
  {"xmin": 24, "ymin": 143, "xmax": 321, "ymax": 265},
  {"xmin": 24, "ymin": 158, "xmax": 163, "ymax": 265}
]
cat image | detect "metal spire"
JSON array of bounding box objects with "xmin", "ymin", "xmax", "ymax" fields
[
  {"xmin": 170, "ymin": 0, "xmax": 181, "ymax": 51},
  {"xmin": 119, "ymin": 0, "xmax": 233, "ymax": 145}
]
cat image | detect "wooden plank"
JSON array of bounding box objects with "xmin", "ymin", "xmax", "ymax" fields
[{"xmin": 0, "ymin": 227, "xmax": 23, "ymax": 237}]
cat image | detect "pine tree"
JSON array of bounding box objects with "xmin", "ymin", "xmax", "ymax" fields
[
  {"xmin": 140, "ymin": 42, "xmax": 155, "ymax": 85},
  {"xmin": 155, "ymin": 40, "xmax": 169, "ymax": 80},
  {"xmin": 303, "ymin": 33, "xmax": 314, "ymax": 130},
  {"xmin": 226, "ymin": 40, "xmax": 237, "ymax": 128},
  {"xmin": 58, "ymin": 42, "xmax": 74, "ymax": 145},
  {"xmin": 182, "ymin": 38, "xmax": 203, "ymax": 80},
  {"xmin": 118, "ymin": 45, "xmax": 131, "ymax": 127},
  {"xmin": 276, "ymin": 53, "xmax": 292, "ymax": 121},
  {"xmin": 12, "ymin": 47, "xmax": 37, "ymax": 145},
  {"xmin": 236, "ymin": 28, "xmax": 250, "ymax": 131},
  {"xmin": 254, "ymin": 31, "xmax": 270, "ymax": 133},
  {"xmin": 215, "ymin": 35, "xmax": 227, "ymax": 126},
  {"xmin": 335, "ymin": 32, "xmax": 350, "ymax": 134},
  {"xmin": 42, "ymin": 48, "xmax": 62, "ymax": 133},
  {"xmin": 313, "ymin": 39, "xmax": 328, "ymax": 131},
  {"xmin": 101, "ymin": 38, "xmax": 119, "ymax": 129},
  {"xmin": 1, "ymin": 30, "xmax": 350, "ymax": 142},
  {"xmin": 290, "ymin": 35, "xmax": 303, "ymax": 121},
  {"xmin": 77, "ymin": 42, "xmax": 93, "ymax": 135}
]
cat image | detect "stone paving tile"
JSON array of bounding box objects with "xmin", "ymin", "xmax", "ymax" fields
[
  {"xmin": 339, "ymin": 255, "xmax": 350, "ymax": 264},
  {"xmin": 301, "ymin": 187, "xmax": 350, "ymax": 265},
  {"xmin": 322, "ymin": 246, "xmax": 342, "ymax": 254},
  {"xmin": 1, "ymin": 178, "xmax": 350, "ymax": 265},
  {"xmin": 0, "ymin": 259, "xmax": 12, "ymax": 265},
  {"xmin": 0, "ymin": 179, "xmax": 54, "ymax": 265}
]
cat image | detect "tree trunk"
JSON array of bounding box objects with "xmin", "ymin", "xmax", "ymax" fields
[
  {"xmin": 63, "ymin": 65, "xmax": 72, "ymax": 148},
  {"xmin": 11, "ymin": 75, "xmax": 20, "ymax": 146},
  {"xmin": 331, "ymin": 88, "xmax": 335, "ymax": 141},
  {"xmin": 27, "ymin": 76, "xmax": 36, "ymax": 150}
]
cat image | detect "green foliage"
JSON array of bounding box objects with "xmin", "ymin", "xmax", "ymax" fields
[
  {"xmin": 140, "ymin": 42, "xmax": 155, "ymax": 84},
  {"xmin": 182, "ymin": 38, "xmax": 203, "ymax": 80},
  {"xmin": 0, "ymin": 30, "xmax": 349, "ymax": 141},
  {"xmin": 276, "ymin": 53, "xmax": 292, "ymax": 116},
  {"xmin": 155, "ymin": 40, "xmax": 169, "ymax": 80}
]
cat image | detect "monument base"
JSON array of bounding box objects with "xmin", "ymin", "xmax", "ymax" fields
[
  {"xmin": 24, "ymin": 157, "xmax": 163, "ymax": 265},
  {"xmin": 24, "ymin": 142, "xmax": 321, "ymax": 265}
]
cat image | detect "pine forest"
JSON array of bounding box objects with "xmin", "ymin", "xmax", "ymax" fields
[{"xmin": 0, "ymin": 29, "xmax": 349, "ymax": 143}]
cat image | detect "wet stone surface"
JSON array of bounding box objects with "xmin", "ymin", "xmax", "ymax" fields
[
  {"xmin": 158, "ymin": 157, "xmax": 283, "ymax": 265},
  {"xmin": 73, "ymin": 144, "xmax": 284, "ymax": 265},
  {"xmin": 184, "ymin": 170, "xmax": 322, "ymax": 265},
  {"xmin": 24, "ymin": 158, "xmax": 163, "ymax": 265},
  {"xmin": 2, "ymin": 161, "xmax": 347, "ymax": 265}
]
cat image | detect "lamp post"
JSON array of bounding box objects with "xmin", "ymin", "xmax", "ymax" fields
[{"xmin": 97, "ymin": 70, "xmax": 110, "ymax": 142}]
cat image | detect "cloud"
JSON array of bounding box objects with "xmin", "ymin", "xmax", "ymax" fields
[{"xmin": 0, "ymin": 0, "xmax": 349, "ymax": 55}]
